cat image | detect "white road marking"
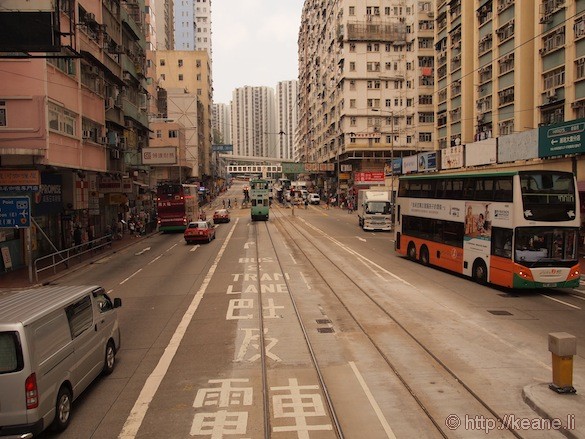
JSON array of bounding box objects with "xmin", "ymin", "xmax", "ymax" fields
[
  {"xmin": 147, "ymin": 255, "xmax": 162, "ymax": 265},
  {"xmin": 355, "ymin": 236, "xmax": 367, "ymax": 242},
  {"xmin": 166, "ymin": 243, "xmax": 178, "ymax": 252},
  {"xmin": 299, "ymin": 272, "xmax": 312, "ymax": 290},
  {"xmin": 118, "ymin": 219, "xmax": 239, "ymax": 439},
  {"xmin": 570, "ymin": 294, "xmax": 585, "ymax": 301},
  {"xmin": 349, "ymin": 361, "xmax": 396, "ymax": 439},
  {"xmin": 189, "ymin": 245, "xmax": 200, "ymax": 252},
  {"xmin": 120, "ymin": 269, "xmax": 142, "ymax": 285},
  {"xmin": 134, "ymin": 247, "xmax": 151, "ymax": 256},
  {"xmin": 289, "ymin": 253, "xmax": 297, "ymax": 264},
  {"xmin": 244, "ymin": 241, "xmax": 255, "ymax": 249},
  {"xmin": 541, "ymin": 294, "xmax": 581, "ymax": 310}
]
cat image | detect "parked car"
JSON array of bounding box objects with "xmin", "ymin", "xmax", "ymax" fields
[
  {"xmin": 0, "ymin": 285, "xmax": 122, "ymax": 437},
  {"xmin": 184, "ymin": 220, "xmax": 216, "ymax": 243},
  {"xmin": 213, "ymin": 209, "xmax": 230, "ymax": 223},
  {"xmin": 308, "ymin": 193, "xmax": 321, "ymax": 205}
]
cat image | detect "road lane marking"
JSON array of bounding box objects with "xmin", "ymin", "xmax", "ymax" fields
[
  {"xmin": 147, "ymin": 255, "xmax": 162, "ymax": 265},
  {"xmin": 166, "ymin": 243, "xmax": 178, "ymax": 252},
  {"xmin": 570, "ymin": 294, "xmax": 585, "ymax": 301},
  {"xmin": 349, "ymin": 361, "xmax": 396, "ymax": 439},
  {"xmin": 120, "ymin": 269, "xmax": 142, "ymax": 285},
  {"xmin": 189, "ymin": 245, "xmax": 200, "ymax": 252},
  {"xmin": 355, "ymin": 236, "xmax": 366, "ymax": 242},
  {"xmin": 300, "ymin": 272, "xmax": 312, "ymax": 290},
  {"xmin": 541, "ymin": 294, "xmax": 581, "ymax": 309},
  {"xmin": 134, "ymin": 247, "xmax": 151, "ymax": 256},
  {"xmin": 118, "ymin": 219, "xmax": 239, "ymax": 439}
]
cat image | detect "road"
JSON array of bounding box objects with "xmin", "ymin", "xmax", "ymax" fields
[{"xmin": 38, "ymin": 181, "xmax": 584, "ymax": 438}]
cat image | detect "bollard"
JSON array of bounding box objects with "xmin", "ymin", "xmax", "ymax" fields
[{"xmin": 548, "ymin": 332, "xmax": 577, "ymax": 394}]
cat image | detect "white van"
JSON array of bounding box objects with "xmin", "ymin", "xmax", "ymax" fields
[{"xmin": 0, "ymin": 285, "xmax": 122, "ymax": 438}]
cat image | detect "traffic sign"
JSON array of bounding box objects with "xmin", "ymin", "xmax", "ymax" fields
[
  {"xmin": 538, "ymin": 118, "xmax": 585, "ymax": 158},
  {"xmin": 0, "ymin": 196, "xmax": 31, "ymax": 227}
]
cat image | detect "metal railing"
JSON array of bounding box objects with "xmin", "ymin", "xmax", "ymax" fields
[{"xmin": 33, "ymin": 235, "xmax": 113, "ymax": 282}]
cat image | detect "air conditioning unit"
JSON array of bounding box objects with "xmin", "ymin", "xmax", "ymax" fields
[
  {"xmin": 107, "ymin": 97, "xmax": 115, "ymax": 108},
  {"xmin": 546, "ymin": 89, "xmax": 557, "ymax": 100},
  {"xmin": 539, "ymin": 47, "xmax": 548, "ymax": 55},
  {"xmin": 82, "ymin": 130, "xmax": 92, "ymax": 139},
  {"xmin": 88, "ymin": 66, "xmax": 100, "ymax": 75},
  {"xmin": 86, "ymin": 12, "xmax": 96, "ymax": 22},
  {"xmin": 427, "ymin": 11, "xmax": 434, "ymax": 18},
  {"xmin": 123, "ymin": 72, "xmax": 132, "ymax": 81},
  {"xmin": 124, "ymin": 119, "xmax": 132, "ymax": 128},
  {"xmin": 539, "ymin": 15, "xmax": 552, "ymax": 24}
]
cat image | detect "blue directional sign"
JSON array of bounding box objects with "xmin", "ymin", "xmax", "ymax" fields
[{"xmin": 0, "ymin": 196, "xmax": 31, "ymax": 227}]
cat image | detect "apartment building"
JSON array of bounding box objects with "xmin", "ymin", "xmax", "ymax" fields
[
  {"xmin": 212, "ymin": 103, "xmax": 232, "ymax": 145},
  {"xmin": 231, "ymin": 86, "xmax": 277, "ymax": 159},
  {"xmin": 276, "ymin": 80, "xmax": 299, "ymax": 161},
  {"xmin": 0, "ymin": 0, "xmax": 151, "ymax": 272},
  {"xmin": 174, "ymin": 0, "xmax": 212, "ymax": 52},
  {"xmin": 154, "ymin": 0, "xmax": 175, "ymax": 50},
  {"xmin": 298, "ymin": 0, "xmax": 434, "ymax": 197},
  {"xmin": 155, "ymin": 50, "xmax": 213, "ymax": 179}
]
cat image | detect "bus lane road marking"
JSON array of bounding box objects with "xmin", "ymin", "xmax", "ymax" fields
[{"xmin": 118, "ymin": 219, "xmax": 239, "ymax": 439}]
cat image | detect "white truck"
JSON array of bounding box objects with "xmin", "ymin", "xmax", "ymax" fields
[{"xmin": 357, "ymin": 188, "xmax": 393, "ymax": 231}]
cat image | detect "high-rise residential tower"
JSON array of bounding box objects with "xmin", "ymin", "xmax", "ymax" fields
[
  {"xmin": 231, "ymin": 86, "xmax": 277, "ymax": 159},
  {"xmin": 212, "ymin": 103, "xmax": 232, "ymax": 145},
  {"xmin": 297, "ymin": 0, "xmax": 434, "ymax": 196},
  {"xmin": 174, "ymin": 0, "xmax": 212, "ymax": 53},
  {"xmin": 276, "ymin": 80, "xmax": 299, "ymax": 161}
]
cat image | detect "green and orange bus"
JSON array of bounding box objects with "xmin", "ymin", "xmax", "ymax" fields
[{"xmin": 395, "ymin": 170, "xmax": 580, "ymax": 288}]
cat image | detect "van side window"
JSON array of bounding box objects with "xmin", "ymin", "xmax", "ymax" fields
[
  {"xmin": 94, "ymin": 292, "xmax": 114, "ymax": 313},
  {"xmin": 0, "ymin": 332, "xmax": 23, "ymax": 373},
  {"xmin": 65, "ymin": 296, "xmax": 93, "ymax": 338}
]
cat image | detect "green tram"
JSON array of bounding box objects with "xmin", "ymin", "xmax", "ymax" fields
[{"xmin": 250, "ymin": 178, "xmax": 270, "ymax": 221}]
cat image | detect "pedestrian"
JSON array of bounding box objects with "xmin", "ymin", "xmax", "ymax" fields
[
  {"xmin": 73, "ymin": 225, "xmax": 82, "ymax": 248},
  {"xmin": 222, "ymin": 199, "xmax": 225, "ymax": 208},
  {"xmin": 304, "ymin": 198, "xmax": 308, "ymax": 209},
  {"xmin": 228, "ymin": 198, "xmax": 231, "ymax": 209},
  {"xmin": 326, "ymin": 197, "xmax": 330, "ymax": 210}
]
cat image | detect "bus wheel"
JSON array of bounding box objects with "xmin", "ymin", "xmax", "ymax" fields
[
  {"xmin": 407, "ymin": 242, "xmax": 416, "ymax": 260},
  {"xmin": 419, "ymin": 246, "xmax": 430, "ymax": 265},
  {"xmin": 473, "ymin": 260, "xmax": 488, "ymax": 284}
]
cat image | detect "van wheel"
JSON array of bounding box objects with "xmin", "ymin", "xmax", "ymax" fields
[
  {"xmin": 407, "ymin": 242, "xmax": 416, "ymax": 260},
  {"xmin": 51, "ymin": 386, "xmax": 72, "ymax": 432},
  {"xmin": 103, "ymin": 340, "xmax": 116, "ymax": 375},
  {"xmin": 473, "ymin": 260, "xmax": 488, "ymax": 284},
  {"xmin": 419, "ymin": 246, "xmax": 430, "ymax": 265}
]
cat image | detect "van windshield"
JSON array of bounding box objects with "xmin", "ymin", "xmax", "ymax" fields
[{"xmin": 0, "ymin": 332, "xmax": 23, "ymax": 373}]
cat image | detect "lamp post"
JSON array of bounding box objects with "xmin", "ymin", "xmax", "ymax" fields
[{"xmin": 371, "ymin": 108, "xmax": 395, "ymax": 223}]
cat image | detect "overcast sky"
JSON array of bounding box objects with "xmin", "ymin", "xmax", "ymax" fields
[{"xmin": 211, "ymin": 0, "xmax": 304, "ymax": 104}]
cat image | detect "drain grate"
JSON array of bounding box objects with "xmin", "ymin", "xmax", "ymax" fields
[
  {"xmin": 317, "ymin": 327, "xmax": 335, "ymax": 333},
  {"xmin": 488, "ymin": 310, "xmax": 513, "ymax": 316},
  {"xmin": 316, "ymin": 319, "xmax": 332, "ymax": 324}
]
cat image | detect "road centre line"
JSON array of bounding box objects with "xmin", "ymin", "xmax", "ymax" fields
[
  {"xmin": 349, "ymin": 361, "xmax": 396, "ymax": 439},
  {"xmin": 118, "ymin": 219, "xmax": 239, "ymax": 439},
  {"xmin": 541, "ymin": 294, "xmax": 581, "ymax": 310},
  {"xmin": 120, "ymin": 269, "xmax": 142, "ymax": 285},
  {"xmin": 166, "ymin": 243, "xmax": 178, "ymax": 252}
]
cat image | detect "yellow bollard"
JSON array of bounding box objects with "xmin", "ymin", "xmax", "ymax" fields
[{"xmin": 548, "ymin": 332, "xmax": 577, "ymax": 394}]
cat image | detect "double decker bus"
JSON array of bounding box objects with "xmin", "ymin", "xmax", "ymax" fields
[
  {"xmin": 250, "ymin": 178, "xmax": 270, "ymax": 221},
  {"xmin": 395, "ymin": 170, "xmax": 580, "ymax": 288},
  {"xmin": 156, "ymin": 182, "xmax": 199, "ymax": 232}
]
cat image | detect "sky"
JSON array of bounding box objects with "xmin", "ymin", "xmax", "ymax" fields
[{"xmin": 211, "ymin": 0, "xmax": 304, "ymax": 104}]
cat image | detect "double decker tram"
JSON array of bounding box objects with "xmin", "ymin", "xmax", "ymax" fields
[
  {"xmin": 250, "ymin": 178, "xmax": 270, "ymax": 221},
  {"xmin": 395, "ymin": 170, "xmax": 580, "ymax": 288}
]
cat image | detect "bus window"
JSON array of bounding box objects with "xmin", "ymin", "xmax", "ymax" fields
[
  {"xmin": 493, "ymin": 177, "xmax": 513, "ymax": 201},
  {"xmin": 491, "ymin": 228, "xmax": 513, "ymax": 258}
]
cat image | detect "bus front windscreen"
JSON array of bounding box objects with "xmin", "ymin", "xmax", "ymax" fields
[
  {"xmin": 520, "ymin": 171, "xmax": 576, "ymax": 221},
  {"xmin": 514, "ymin": 227, "xmax": 578, "ymax": 265}
]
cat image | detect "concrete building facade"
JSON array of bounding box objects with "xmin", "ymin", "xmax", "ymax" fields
[
  {"xmin": 212, "ymin": 102, "xmax": 232, "ymax": 145},
  {"xmin": 174, "ymin": 0, "xmax": 212, "ymax": 53}
]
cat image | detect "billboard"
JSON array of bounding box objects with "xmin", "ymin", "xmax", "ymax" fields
[
  {"xmin": 142, "ymin": 147, "xmax": 177, "ymax": 165},
  {"xmin": 441, "ymin": 145, "xmax": 464, "ymax": 170},
  {"xmin": 465, "ymin": 138, "xmax": 497, "ymax": 167},
  {"xmin": 498, "ymin": 130, "xmax": 538, "ymax": 163}
]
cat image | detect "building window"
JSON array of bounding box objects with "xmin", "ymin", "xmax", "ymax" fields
[
  {"xmin": 169, "ymin": 130, "xmax": 178, "ymax": 138},
  {"xmin": 350, "ymin": 62, "xmax": 356, "ymax": 71},
  {"xmin": 160, "ymin": 59, "xmax": 166, "ymax": 66},
  {"xmin": 350, "ymin": 99, "xmax": 356, "ymax": 108},
  {"xmin": 156, "ymin": 130, "xmax": 162, "ymax": 138},
  {"xmin": 178, "ymin": 59, "xmax": 183, "ymax": 67},
  {"xmin": 179, "ymin": 74, "xmax": 184, "ymax": 81},
  {"xmin": 349, "ymin": 43, "xmax": 356, "ymax": 52},
  {"xmin": 0, "ymin": 101, "xmax": 5, "ymax": 127},
  {"xmin": 48, "ymin": 102, "xmax": 77, "ymax": 136},
  {"xmin": 349, "ymin": 6, "xmax": 355, "ymax": 15}
]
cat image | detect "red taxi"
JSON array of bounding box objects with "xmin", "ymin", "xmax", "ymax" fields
[
  {"xmin": 213, "ymin": 209, "xmax": 230, "ymax": 223},
  {"xmin": 184, "ymin": 220, "xmax": 216, "ymax": 244}
]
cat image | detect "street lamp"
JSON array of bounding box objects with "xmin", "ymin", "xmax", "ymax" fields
[{"xmin": 371, "ymin": 108, "xmax": 395, "ymax": 223}]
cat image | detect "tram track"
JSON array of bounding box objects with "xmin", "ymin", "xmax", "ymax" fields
[{"xmin": 261, "ymin": 204, "xmax": 524, "ymax": 439}]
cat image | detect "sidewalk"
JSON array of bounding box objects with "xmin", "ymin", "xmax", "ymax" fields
[{"xmin": 0, "ymin": 231, "xmax": 152, "ymax": 291}]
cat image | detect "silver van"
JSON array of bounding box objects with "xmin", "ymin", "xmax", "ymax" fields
[{"xmin": 0, "ymin": 285, "xmax": 122, "ymax": 438}]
